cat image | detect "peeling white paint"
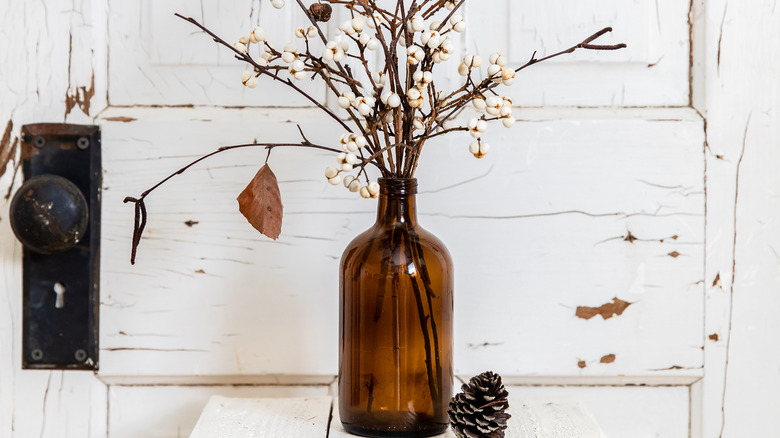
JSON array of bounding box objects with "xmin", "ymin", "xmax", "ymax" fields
[{"xmin": 3, "ymin": 0, "xmax": 778, "ymax": 437}]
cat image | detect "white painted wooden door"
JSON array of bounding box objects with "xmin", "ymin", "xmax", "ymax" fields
[{"xmin": 1, "ymin": 0, "xmax": 778, "ymax": 437}]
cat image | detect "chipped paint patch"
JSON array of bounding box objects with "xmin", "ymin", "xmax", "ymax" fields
[
  {"xmin": 576, "ymin": 297, "xmax": 633, "ymax": 320},
  {"xmin": 712, "ymin": 273, "xmax": 722, "ymax": 288},
  {"xmin": 65, "ymin": 75, "xmax": 95, "ymax": 118},
  {"xmin": 669, "ymin": 251, "xmax": 681, "ymax": 258},
  {"xmin": 600, "ymin": 354, "xmax": 616, "ymax": 364},
  {"xmin": 577, "ymin": 360, "xmax": 587, "ymax": 369},
  {"xmin": 709, "ymin": 333, "xmax": 719, "ymax": 342},
  {"xmin": 104, "ymin": 116, "xmax": 136, "ymax": 122}
]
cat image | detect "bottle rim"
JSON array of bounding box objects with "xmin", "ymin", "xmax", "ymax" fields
[{"xmin": 378, "ymin": 178, "xmax": 418, "ymax": 195}]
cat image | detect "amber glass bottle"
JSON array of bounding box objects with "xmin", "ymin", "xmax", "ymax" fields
[{"xmin": 339, "ymin": 178, "xmax": 453, "ymax": 437}]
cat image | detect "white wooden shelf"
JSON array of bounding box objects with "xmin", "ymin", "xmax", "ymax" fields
[{"xmin": 190, "ymin": 396, "xmax": 606, "ymax": 438}]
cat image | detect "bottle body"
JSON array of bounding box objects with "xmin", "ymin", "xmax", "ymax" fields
[{"xmin": 339, "ymin": 179, "xmax": 454, "ymax": 437}]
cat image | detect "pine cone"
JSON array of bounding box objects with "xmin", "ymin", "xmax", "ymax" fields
[{"xmin": 448, "ymin": 371, "xmax": 511, "ymax": 438}]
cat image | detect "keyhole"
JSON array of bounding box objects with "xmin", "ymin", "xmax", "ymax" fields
[{"xmin": 53, "ymin": 282, "xmax": 66, "ymax": 309}]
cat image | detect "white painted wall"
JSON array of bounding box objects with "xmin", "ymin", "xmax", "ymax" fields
[{"xmin": 0, "ymin": 0, "xmax": 777, "ymax": 436}]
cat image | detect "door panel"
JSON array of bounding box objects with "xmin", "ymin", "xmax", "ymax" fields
[
  {"xmin": 108, "ymin": 0, "xmax": 327, "ymax": 106},
  {"xmin": 98, "ymin": 108, "xmax": 704, "ymax": 377}
]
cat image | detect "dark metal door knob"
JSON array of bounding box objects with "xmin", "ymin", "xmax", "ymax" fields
[{"xmin": 9, "ymin": 174, "xmax": 89, "ymax": 254}]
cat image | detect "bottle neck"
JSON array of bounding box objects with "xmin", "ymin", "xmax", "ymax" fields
[{"xmin": 375, "ymin": 178, "xmax": 418, "ymax": 227}]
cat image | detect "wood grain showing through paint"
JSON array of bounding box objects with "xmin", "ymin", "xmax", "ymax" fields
[{"xmin": 575, "ymin": 298, "xmax": 632, "ymax": 321}]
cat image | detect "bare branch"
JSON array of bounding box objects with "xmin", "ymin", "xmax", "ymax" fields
[
  {"xmin": 174, "ymin": 13, "xmax": 353, "ymax": 133},
  {"xmin": 123, "ymin": 129, "xmax": 344, "ymax": 264}
]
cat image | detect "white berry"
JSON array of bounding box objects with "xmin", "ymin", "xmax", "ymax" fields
[
  {"xmin": 368, "ymin": 182, "xmax": 380, "ymax": 197},
  {"xmin": 324, "ymin": 166, "xmax": 339, "ymax": 179},
  {"xmin": 250, "ymin": 27, "xmax": 266, "ymax": 43}
]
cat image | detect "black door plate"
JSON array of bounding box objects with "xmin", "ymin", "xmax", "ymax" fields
[{"xmin": 20, "ymin": 124, "xmax": 100, "ymax": 370}]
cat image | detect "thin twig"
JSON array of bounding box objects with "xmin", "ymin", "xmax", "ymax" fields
[
  {"xmin": 432, "ymin": 27, "xmax": 626, "ymax": 133},
  {"xmin": 435, "ymin": 0, "xmax": 466, "ymax": 32}
]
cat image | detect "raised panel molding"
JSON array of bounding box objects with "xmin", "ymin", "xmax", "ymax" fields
[
  {"xmin": 108, "ymin": 0, "xmax": 326, "ymax": 106},
  {"xmin": 465, "ymin": 0, "xmax": 690, "ymax": 106},
  {"xmin": 108, "ymin": 0, "xmax": 690, "ymax": 108}
]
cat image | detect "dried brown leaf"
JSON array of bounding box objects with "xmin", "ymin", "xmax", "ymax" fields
[
  {"xmin": 575, "ymin": 297, "xmax": 632, "ymax": 321},
  {"xmin": 237, "ymin": 164, "xmax": 283, "ymax": 240}
]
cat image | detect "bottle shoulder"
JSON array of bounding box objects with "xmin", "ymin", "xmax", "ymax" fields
[{"xmin": 340, "ymin": 222, "xmax": 452, "ymax": 268}]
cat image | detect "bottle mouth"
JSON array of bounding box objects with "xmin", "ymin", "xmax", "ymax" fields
[{"xmin": 378, "ymin": 178, "xmax": 418, "ymax": 195}]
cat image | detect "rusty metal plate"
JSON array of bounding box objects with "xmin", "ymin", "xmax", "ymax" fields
[{"xmin": 19, "ymin": 123, "xmax": 100, "ymax": 370}]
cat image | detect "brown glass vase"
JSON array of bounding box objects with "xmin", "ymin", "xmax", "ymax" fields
[{"xmin": 339, "ymin": 178, "xmax": 454, "ymax": 437}]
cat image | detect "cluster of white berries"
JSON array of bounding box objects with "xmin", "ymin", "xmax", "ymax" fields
[
  {"xmin": 407, "ymin": 46, "xmax": 426, "ymax": 65},
  {"xmin": 295, "ymin": 26, "xmax": 318, "ymax": 39},
  {"xmin": 320, "ymin": 16, "xmax": 379, "ymax": 64},
  {"xmin": 340, "ymin": 16, "xmax": 365, "ymax": 34},
  {"xmin": 339, "ymin": 133, "xmax": 369, "ymax": 152},
  {"xmin": 457, "ymin": 54, "xmax": 482, "ymax": 76},
  {"xmin": 322, "ymin": 129, "xmax": 383, "ymax": 199},
  {"xmin": 335, "ymin": 151, "xmax": 360, "ymax": 172},
  {"xmin": 406, "ymin": 86, "xmax": 425, "ymax": 109},
  {"xmin": 234, "ymin": 36, "xmax": 250, "ymax": 54},
  {"xmin": 464, "ymin": 94, "xmax": 514, "ymax": 158},
  {"xmin": 323, "ymin": 167, "xmax": 380, "ymax": 199},
  {"xmin": 467, "ymin": 117, "xmax": 486, "ymax": 137},
  {"xmin": 231, "ymin": 1, "xmax": 522, "ymax": 185},
  {"xmin": 337, "ymin": 91, "xmax": 376, "ymax": 116},
  {"xmin": 402, "ymin": 17, "xmax": 460, "ymax": 65},
  {"xmin": 337, "ymin": 16, "xmax": 380, "ymax": 50},
  {"xmin": 340, "ymin": 174, "xmax": 381, "ymax": 199},
  {"xmin": 458, "ymin": 52, "xmax": 514, "ymax": 85},
  {"xmin": 472, "ymin": 95, "xmax": 515, "ymax": 128},
  {"xmin": 279, "ymin": 42, "xmax": 298, "ymax": 61},
  {"xmin": 468, "ymin": 141, "xmax": 490, "ymax": 159},
  {"xmin": 487, "ymin": 52, "xmax": 516, "ymax": 85},
  {"xmin": 235, "ymin": 26, "xmax": 278, "ymax": 86},
  {"xmin": 379, "ymin": 89, "xmax": 402, "ymax": 108},
  {"xmin": 323, "ymin": 41, "xmax": 347, "ymax": 62},
  {"xmin": 240, "ymin": 70, "xmax": 257, "ymax": 88}
]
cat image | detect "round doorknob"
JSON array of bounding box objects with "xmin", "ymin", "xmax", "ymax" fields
[{"xmin": 9, "ymin": 175, "xmax": 89, "ymax": 254}]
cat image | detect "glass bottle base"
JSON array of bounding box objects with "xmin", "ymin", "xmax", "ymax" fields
[{"xmin": 342, "ymin": 423, "xmax": 448, "ymax": 437}]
